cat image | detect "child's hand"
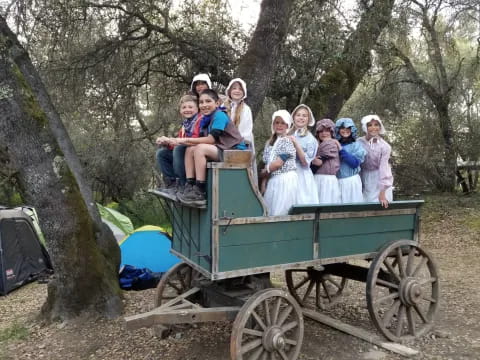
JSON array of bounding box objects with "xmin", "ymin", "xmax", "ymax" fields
[{"xmin": 156, "ymin": 136, "xmax": 168, "ymax": 145}]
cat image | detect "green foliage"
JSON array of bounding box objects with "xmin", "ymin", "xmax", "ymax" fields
[
  {"xmin": 0, "ymin": 321, "xmax": 29, "ymax": 342},
  {"xmin": 115, "ymin": 191, "xmax": 169, "ymax": 230}
]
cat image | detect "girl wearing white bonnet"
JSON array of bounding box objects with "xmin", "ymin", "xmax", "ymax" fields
[
  {"xmin": 357, "ymin": 115, "xmax": 394, "ymax": 208},
  {"xmin": 261, "ymin": 110, "xmax": 298, "ymax": 216},
  {"xmin": 290, "ymin": 104, "xmax": 319, "ymax": 204}
]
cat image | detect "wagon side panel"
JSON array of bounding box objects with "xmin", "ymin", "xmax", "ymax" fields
[
  {"xmin": 318, "ymin": 213, "xmax": 416, "ymax": 259},
  {"xmin": 217, "ymin": 220, "xmax": 314, "ymax": 272}
]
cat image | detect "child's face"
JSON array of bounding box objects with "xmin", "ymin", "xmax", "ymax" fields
[
  {"xmin": 317, "ymin": 128, "xmax": 332, "ymax": 141},
  {"xmin": 366, "ymin": 120, "xmax": 381, "ymax": 137},
  {"xmin": 180, "ymin": 101, "xmax": 198, "ymax": 119},
  {"xmin": 339, "ymin": 127, "xmax": 351, "ymax": 138},
  {"xmin": 273, "ymin": 117, "xmax": 288, "ymax": 135},
  {"xmin": 229, "ymin": 82, "xmax": 244, "ymax": 101},
  {"xmin": 293, "ymin": 108, "xmax": 309, "ymax": 129},
  {"xmin": 199, "ymin": 94, "xmax": 219, "ymax": 115},
  {"xmin": 195, "ymin": 81, "xmax": 209, "ymax": 94}
]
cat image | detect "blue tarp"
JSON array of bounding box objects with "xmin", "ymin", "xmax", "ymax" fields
[{"xmin": 119, "ymin": 226, "xmax": 180, "ymax": 273}]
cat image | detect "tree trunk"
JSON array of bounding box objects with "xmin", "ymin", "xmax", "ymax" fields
[
  {"xmin": 0, "ymin": 16, "xmax": 122, "ymax": 320},
  {"xmin": 237, "ymin": 0, "xmax": 294, "ymax": 119},
  {"xmin": 306, "ymin": 0, "xmax": 395, "ymax": 119}
]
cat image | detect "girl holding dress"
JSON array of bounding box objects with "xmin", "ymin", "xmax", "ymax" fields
[
  {"xmin": 289, "ymin": 104, "xmax": 319, "ymax": 204},
  {"xmin": 261, "ymin": 110, "xmax": 298, "ymax": 216},
  {"xmin": 357, "ymin": 115, "xmax": 393, "ymax": 208},
  {"xmin": 335, "ymin": 117, "xmax": 366, "ymax": 203},
  {"xmin": 312, "ymin": 118, "xmax": 341, "ymax": 204}
]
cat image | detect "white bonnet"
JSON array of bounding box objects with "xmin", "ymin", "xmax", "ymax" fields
[
  {"xmin": 361, "ymin": 114, "xmax": 386, "ymax": 135},
  {"xmin": 225, "ymin": 78, "xmax": 247, "ymax": 100},
  {"xmin": 291, "ymin": 104, "xmax": 315, "ymax": 127},
  {"xmin": 271, "ymin": 110, "xmax": 292, "ymax": 134},
  {"xmin": 190, "ymin": 73, "xmax": 212, "ymax": 91}
]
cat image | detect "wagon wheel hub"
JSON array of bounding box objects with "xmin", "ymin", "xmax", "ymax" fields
[
  {"xmin": 263, "ymin": 326, "xmax": 285, "ymax": 352},
  {"xmin": 399, "ymin": 277, "xmax": 423, "ymax": 306}
]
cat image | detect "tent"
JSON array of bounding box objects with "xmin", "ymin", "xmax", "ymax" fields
[
  {"xmin": 0, "ymin": 208, "xmax": 51, "ymax": 295},
  {"xmin": 119, "ymin": 226, "xmax": 180, "ymax": 273}
]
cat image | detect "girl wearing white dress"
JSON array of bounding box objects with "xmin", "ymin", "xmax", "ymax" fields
[
  {"xmin": 260, "ymin": 110, "xmax": 298, "ymax": 216},
  {"xmin": 357, "ymin": 115, "xmax": 393, "ymax": 208},
  {"xmin": 335, "ymin": 118, "xmax": 366, "ymax": 203},
  {"xmin": 311, "ymin": 118, "xmax": 341, "ymax": 204},
  {"xmin": 290, "ymin": 104, "xmax": 319, "ymax": 204},
  {"xmin": 225, "ymin": 78, "xmax": 257, "ymax": 182}
]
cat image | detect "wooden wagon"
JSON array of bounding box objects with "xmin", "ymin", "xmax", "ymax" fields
[{"xmin": 125, "ymin": 151, "xmax": 440, "ymax": 360}]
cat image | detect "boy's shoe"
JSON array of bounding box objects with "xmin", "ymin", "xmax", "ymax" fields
[
  {"xmin": 176, "ymin": 182, "xmax": 186, "ymax": 197},
  {"xmin": 157, "ymin": 179, "xmax": 177, "ymax": 200},
  {"xmin": 178, "ymin": 184, "xmax": 206, "ymax": 207}
]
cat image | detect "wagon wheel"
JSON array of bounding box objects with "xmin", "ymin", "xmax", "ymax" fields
[
  {"xmin": 230, "ymin": 289, "xmax": 304, "ymax": 360},
  {"xmin": 285, "ymin": 268, "xmax": 347, "ymax": 310},
  {"xmin": 154, "ymin": 262, "xmax": 203, "ymax": 307},
  {"xmin": 366, "ymin": 240, "xmax": 440, "ymax": 342}
]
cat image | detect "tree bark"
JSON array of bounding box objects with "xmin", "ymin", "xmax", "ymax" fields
[
  {"xmin": 237, "ymin": 0, "xmax": 295, "ymax": 119},
  {"xmin": 306, "ymin": 0, "xmax": 395, "ymax": 119},
  {"xmin": 0, "ymin": 16, "xmax": 122, "ymax": 320}
]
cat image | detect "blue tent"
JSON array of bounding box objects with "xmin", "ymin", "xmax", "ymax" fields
[{"xmin": 119, "ymin": 226, "xmax": 180, "ymax": 273}]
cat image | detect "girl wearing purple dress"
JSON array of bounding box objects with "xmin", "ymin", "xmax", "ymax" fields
[{"xmin": 357, "ymin": 115, "xmax": 394, "ymax": 208}]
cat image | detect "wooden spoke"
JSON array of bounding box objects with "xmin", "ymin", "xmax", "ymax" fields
[
  {"xmin": 372, "ymin": 291, "xmax": 399, "ymax": 305},
  {"xmin": 264, "ymin": 300, "xmax": 271, "ymax": 326},
  {"xmin": 395, "ymin": 304, "xmax": 406, "ymax": 338},
  {"xmin": 383, "ymin": 259, "xmax": 401, "ymax": 283},
  {"xmin": 406, "ymin": 247, "xmax": 417, "ymax": 276},
  {"xmin": 285, "ymin": 269, "xmax": 347, "ymax": 310},
  {"xmin": 155, "ymin": 262, "xmax": 204, "ymax": 307},
  {"xmin": 248, "ymin": 346, "xmax": 264, "ymax": 360},
  {"xmin": 243, "ymin": 328, "xmax": 263, "ymax": 337},
  {"xmin": 231, "ymin": 289, "xmax": 304, "ymax": 360},
  {"xmin": 240, "ymin": 339, "xmax": 263, "ymax": 354},
  {"xmin": 382, "ymin": 299, "xmax": 400, "ymax": 328},
  {"xmin": 367, "ymin": 240, "xmax": 440, "ymax": 342},
  {"xmin": 375, "ymin": 278, "xmax": 399, "ymax": 290},
  {"xmin": 396, "ymin": 247, "xmax": 406, "ymax": 278},
  {"xmin": 277, "ymin": 305, "xmax": 293, "ymax": 327},
  {"xmin": 407, "ymin": 306, "xmax": 416, "ymax": 337}
]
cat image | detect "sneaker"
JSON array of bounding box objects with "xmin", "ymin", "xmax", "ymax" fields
[
  {"xmin": 179, "ymin": 184, "xmax": 206, "ymax": 206},
  {"xmin": 157, "ymin": 179, "xmax": 177, "ymax": 200},
  {"xmin": 177, "ymin": 183, "xmax": 192, "ymax": 202},
  {"xmin": 176, "ymin": 182, "xmax": 186, "ymax": 197}
]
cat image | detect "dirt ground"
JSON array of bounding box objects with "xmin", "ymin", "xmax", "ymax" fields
[{"xmin": 1, "ymin": 195, "xmax": 480, "ymax": 360}]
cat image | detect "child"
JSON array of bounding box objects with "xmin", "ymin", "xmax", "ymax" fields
[
  {"xmin": 155, "ymin": 94, "xmax": 202, "ymax": 196},
  {"xmin": 335, "ymin": 118, "xmax": 366, "ymax": 203},
  {"xmin": 260, "ymin": 110, "xmax": 298, "ymax": 216},
  {"xmin": 312, "ymin": 118, "xmax": 341, "ymax": 204},
  {"xmin": 167, "ymin": 89, "xmax": 246, "ymax": 206},
  {"xmin": 357, "ymin": 115, "xmax": 393, "ymax": 208},
  {"xmin": 190, "ymin": 73, "xmax": 212, "ymax": 97},
  {"xmin": 289, "ymin": 104, "xmax": 319, "ymax": 204},
  {"xmin": 224, "ymin": 78, "xmax": 257, "ymax": 182}
]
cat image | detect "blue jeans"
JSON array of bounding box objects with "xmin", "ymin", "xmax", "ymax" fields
[{"xmin": 156, "ymin": 145, "xmax": 188, "ymax": 185}]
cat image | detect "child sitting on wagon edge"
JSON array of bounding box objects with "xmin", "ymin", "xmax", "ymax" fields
[
  {"xmin": 155, "ymin": 94, "xmax": 203, "ymax": 196},
  {"xmin": 165, "ymin": 89, "xmax": 246, "ymax": 206},
  {"xmin": 260, "ymin": 110, "xmax": 298, "ymax": 216}
]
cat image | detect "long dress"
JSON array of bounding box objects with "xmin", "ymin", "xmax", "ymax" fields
[
  {"xmin": 313, "ymin": 139, "xmax": 341, "ymax": 204},
  {"xmin": 293, "ymin": 130, "xmax": 319, "ymax": 204},
  {"xmin": 357, "ymin": 136, "xmax": 394, "ymax": 202},
  {"xmin": 263, "ymin": 136, "xmax": 298, "ymax": 216},
  {"xmin": 337, "ymin": 141, "xmax": 366, "ymax": 203}
]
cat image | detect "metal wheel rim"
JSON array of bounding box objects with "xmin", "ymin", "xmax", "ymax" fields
[
  {"xmin": 230, "ymin": 288, "xmax": 304, "ymax": 360},
  {"xmin": 285, "ymin": 268, "xmax": 347, "ymax": 310},
  {"xmin": 154, "ymin": 262, "xmax": 200, "ymax": 307},
  {"xmin": 366, "ymin": 240, "xmax": 440, "ymax": 342}
]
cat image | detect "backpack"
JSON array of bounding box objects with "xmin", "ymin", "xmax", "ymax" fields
[{"xmin": 119, "ymin": 265, "xmax": 162, "ymax": 290}]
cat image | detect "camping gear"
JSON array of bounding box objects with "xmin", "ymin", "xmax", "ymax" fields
[
  {"xmin": 119, "ymin": 265, "xmax": 162, "ymax": 290},
  {"xmin": 119, "ymin": 226, "xmax": 180, "ymax": 273},
  {"xmin": 97, "ymin": 203, "xmax": 134, "ymax": 242},
  {"xmin": 0, "ymin": 208, "xmax": 51, "ymax": 295}
]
